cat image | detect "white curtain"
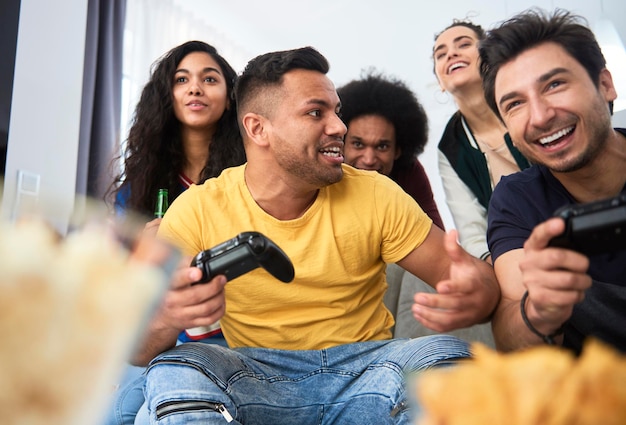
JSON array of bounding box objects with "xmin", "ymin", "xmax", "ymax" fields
[{"xmin": 120, "ymin": 0, "xmax": 251, "ymax": 161}]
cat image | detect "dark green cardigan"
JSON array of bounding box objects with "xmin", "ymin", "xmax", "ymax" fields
[{"xmin": 438, "ymin": 111, "xmax": 531, "ymax": 210}]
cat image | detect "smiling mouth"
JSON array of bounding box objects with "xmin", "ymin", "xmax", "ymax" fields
[
  {"xmin": 320, "ymin": 146, "xmax": 342, "ymax": 158},
  {"xmin": 538, "ymin": 126, "xmax": 574, "ymax": 146},
  {"xmin": 447, "ymin": 62, "xmax": 468, "ymax": 74}
]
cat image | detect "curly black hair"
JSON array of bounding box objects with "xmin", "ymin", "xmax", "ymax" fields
[
  {"xmin": 106, "ymin": 41, "xmax": 245, "ymax": 216},
  {"xmin": 337, "ymin": 70, "xmax": 428, "ymax": 171}
]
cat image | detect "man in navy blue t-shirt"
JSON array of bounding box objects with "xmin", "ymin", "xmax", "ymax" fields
[{"xmin": 478, "ymin": 9, "xmax": 626, "ymax": 354}]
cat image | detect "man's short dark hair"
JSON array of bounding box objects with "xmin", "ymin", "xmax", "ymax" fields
[
  {"xmin": 479, "ymin": 8, "xmax": 608, "ymax": 119},
  {"xmin": 235, "ymin": 46, "xmax": 330, "ymax": 121},
  {"xmin": 337, "ymin": 70, "xmax": 428, "ymax": 171}
]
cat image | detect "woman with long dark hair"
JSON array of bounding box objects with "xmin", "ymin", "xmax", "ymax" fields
[
  {"xmin": 433, "ymin": 20, "xmax": 530, "ymax": 263},
  {"xmin": 104, "ymin": 40, "xmax": 245, "ymax": 425},
  {"xmin": 108, "ymin": 40, "xmax": 245, "ymax": 218}
]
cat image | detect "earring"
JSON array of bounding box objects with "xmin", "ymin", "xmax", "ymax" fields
[{"xmin": 434, "ymin": 88, "xmax": 450, "ymax": 105}]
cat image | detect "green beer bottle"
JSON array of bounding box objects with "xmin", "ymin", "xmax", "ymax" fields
[{"xmin": 154, "ymin": 189, "xmax": 169, "ymax": 218}]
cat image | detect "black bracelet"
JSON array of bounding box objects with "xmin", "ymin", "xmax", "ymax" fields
[{"xmin": 520, "ymin": 290, "xmax": 564, "ymax": 345}]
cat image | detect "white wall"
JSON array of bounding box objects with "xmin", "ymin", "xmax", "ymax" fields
[
  {"xmin": 614, "ymin": 109, "xmax": 626, "ymax": 127},
  {"xmin": 1, "ymin": 0, "xmax": 88, "ymax": 231}
]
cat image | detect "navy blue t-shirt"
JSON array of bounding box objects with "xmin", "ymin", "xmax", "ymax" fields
[{"xmin": 487, "ymin": 137, "xmax": 626, "ymax": 354}]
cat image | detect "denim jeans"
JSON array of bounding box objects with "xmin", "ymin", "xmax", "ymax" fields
[
  {"xmin": 144, "ymin": 335, "xmax": 469, "ymax": 424},
  {"xmin": 101, "ymin": 365, "xmax": 147, "ymax": 425},
  {"xmin": 102, "ymin": 335, "xmax": 228, "ymax": 425}
]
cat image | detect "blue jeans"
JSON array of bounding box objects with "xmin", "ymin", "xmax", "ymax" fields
[
  {"xmin": 103, "ymin": 336, "xmax": 228, "ymax": 425},
  {"xmin": 144, "ymin": 335, "xmax": 469, "ymax": 424},
  {"xmin": 101, "ymin": 365, "xmax": 147, "ymax": 425}
]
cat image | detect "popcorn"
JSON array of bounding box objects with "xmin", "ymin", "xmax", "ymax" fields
[
  {"xmin": 415, "ymin": 339, "xmax": 626, "ymax": 425},
  {"xmin": 0, "ymin": 219, "xmax": 167, "ymax": 424}
]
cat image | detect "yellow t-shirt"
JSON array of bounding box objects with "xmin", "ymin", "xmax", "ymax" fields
[{"xmin": 158, "ymin": 164, "xmax": 432, "ymax": 350}]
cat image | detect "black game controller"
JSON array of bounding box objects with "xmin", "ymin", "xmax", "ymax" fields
[
  {"xmin": 548, "ymin": 193, "xmax": 626, "ymax": 256},
  {"xmin": 190, "ymin": 231, "xmax": 295, "ymax": 283}
]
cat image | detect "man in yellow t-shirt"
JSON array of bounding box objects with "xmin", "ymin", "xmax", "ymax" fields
[
  {"xmin": 136, "ymin": 47, "xmax": 500, "ymax": 425},
  {"xmin": 158, "ymin": 163, "xmax": 428, "ymax": 350}
]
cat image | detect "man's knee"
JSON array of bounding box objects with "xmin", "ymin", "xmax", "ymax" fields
[
  {"xmin": 144, "ymin": 362, "xmax": 236, "ymax": 424},
  {"xmin": 389, "ymin": 335, "xmax": 471, "ymax": 370}
]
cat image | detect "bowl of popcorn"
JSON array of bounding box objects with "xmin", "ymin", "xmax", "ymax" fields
[
  {"xmin": 0, "ymin": 210, "xmax": 171, "ymax": 424},
  {"xmin": 415, "ymin": 339, "xmax": 626, "ymax": 425}
]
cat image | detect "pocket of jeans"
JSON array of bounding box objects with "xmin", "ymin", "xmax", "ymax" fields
[{"xmin": 155, "ymin": 400, "xmax": 234, "ymax": 422}]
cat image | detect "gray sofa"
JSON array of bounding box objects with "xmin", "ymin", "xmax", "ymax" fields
[{"xmin": 383, "ymin": 264, "xmax": 495, "ymax": 348}]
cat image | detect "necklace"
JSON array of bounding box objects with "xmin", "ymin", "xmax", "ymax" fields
[{"xmin": 477, "ymin": 138, "xmax": 507, "ymax": 153}]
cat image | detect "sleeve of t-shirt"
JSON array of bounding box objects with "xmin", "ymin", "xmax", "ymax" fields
[
  {"xmin": 487, "ymin": 177, "xmax": 536, "ymax": 262},
  {"xmin": 376, "ymin": 174, "xmax": 432, "ymax": 264},
  {"xmin": 157, "ymin": 187, "xmax": 205, "ymax": 257}
]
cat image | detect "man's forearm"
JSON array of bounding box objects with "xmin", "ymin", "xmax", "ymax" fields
[
  {"xmin": 131, "ymin": 323, "xmax": 180, "ymax": 366},
  {"xmin": 491, "ymin": 299, "xmax": 563, "ymax": 351}
]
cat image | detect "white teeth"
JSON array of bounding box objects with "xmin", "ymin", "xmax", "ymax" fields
[
  {"xmin": 321, "ymin": 146, "xmax": 342, "ymax": 157},
  {"xmin": 448, "ymin": 62, "xmax": 467, "ymax": 73},
  {"xmin": 539, "ymin": 126, "xmax": 574, "ymax": 145}
]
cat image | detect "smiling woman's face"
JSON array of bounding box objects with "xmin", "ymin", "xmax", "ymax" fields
[
  {"xmin": 433, "ymin": 25, "xmax": 482, "ymax": 93},
  {"xmin": 171, "ymin": 51, "xmax": 229, "ymax": 132}
]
